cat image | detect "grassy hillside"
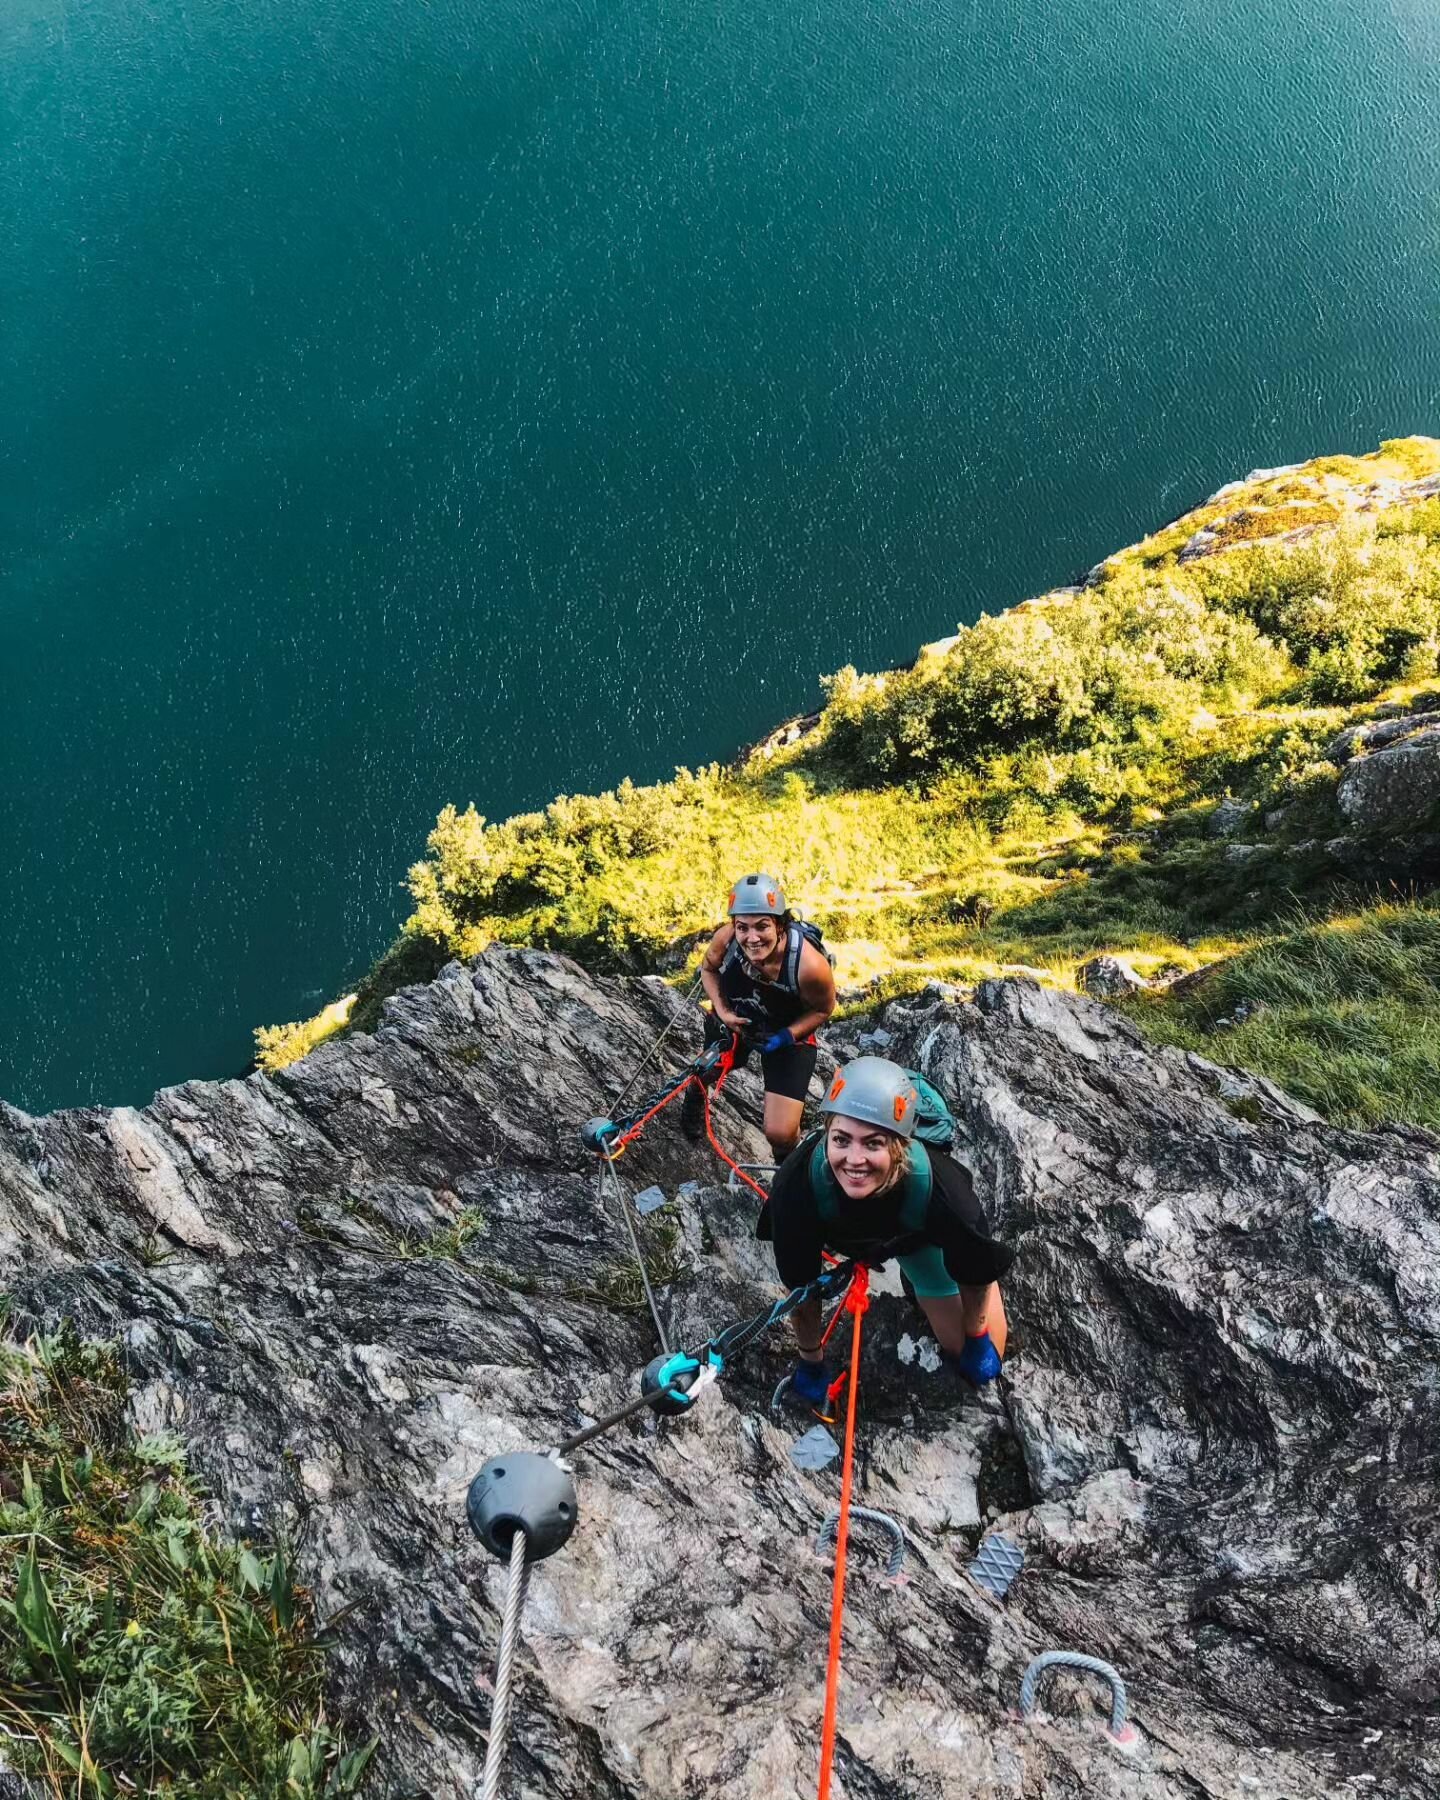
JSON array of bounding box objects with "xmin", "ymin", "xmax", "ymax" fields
[{"xmin": 260, "ymin": 437, "xmax": 1440, "ymax": 1129}]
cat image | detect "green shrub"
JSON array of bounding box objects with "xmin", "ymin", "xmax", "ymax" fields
[{"xmin": 0, "ymin": 1321, "xmax": 373, "ymax": 1798}]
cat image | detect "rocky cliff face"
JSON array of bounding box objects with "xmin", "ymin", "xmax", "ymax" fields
[{"xmin": 2, "ymin": 950, "xmax": 1437, "ymax": 1798}]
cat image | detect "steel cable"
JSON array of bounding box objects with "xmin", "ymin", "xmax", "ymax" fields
[
  {"xmin": 605, "ymin": 975, "xmax": 703, "ymax": 1120},
  {"xmin": 596, "ymin": 1151, "xmax": 670, "ymax": 1354},
  {"xmin": 480, "ymin": 1528, "xmax": 532, "ymax": 1800}
]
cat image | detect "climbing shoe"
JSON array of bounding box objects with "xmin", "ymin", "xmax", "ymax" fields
[
  {"xmin": 790, "ymin": 1358, "xmax": 832, "ymax": 1409},
  {"xmin": 944, "ymin": 1332, "xmax": 1003, "ymax": 1389},
  {"xmin": 680, "ymin": 1081, "xmax": 705, "ymax": 1141}
]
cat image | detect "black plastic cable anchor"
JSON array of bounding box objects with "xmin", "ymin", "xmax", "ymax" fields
[{"xmin": 467, "ymin": 1452, "xmax": 579, "ymax": 1563}]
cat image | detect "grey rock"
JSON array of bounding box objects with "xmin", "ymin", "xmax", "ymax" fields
[
  {"xmin": 856, "ymin": 1026, "xmax": 893, "ymax": 1051},
  {"xmin": 1326, "ymin": 714, "xmax": 1440, "ymax": 763},
  {"xmin": 1337, "ymin": 729, "xmax": 1440, "ymax": 831},
  {"xmin": 1, "ymin": 952, "xmax": 1438, "ymax": 1797},
  {"xmin": 1076, "ymin": 955, "xmax": 1148, "ymax": 998},
  {"xmin": 1207, "ymin": 796, "xmax": 1252, "ymax": 837},
  {"xmin": 632, "ymin": 1184, "xmax": 667, "ymax": 1216},
  {"xmin": 1224, "ymin": 841, "xmax": 1269, "ymax": 865},
  {"xmin": 1177, "ymin": 525, "xmax": 1221, "ymax": 561}
]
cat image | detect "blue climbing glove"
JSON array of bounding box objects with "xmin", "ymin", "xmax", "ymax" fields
[
  {"xmin": 759, "ymin": 1027, "xmax": 795, "ymax": 1054},
  {"xmin": 790, "ymin": 1358, "xmax": 831, "ymax": 1407},
  {"xmin": 948, "ymin": 1332, "xmax": 1003, "ymax": 1387}
]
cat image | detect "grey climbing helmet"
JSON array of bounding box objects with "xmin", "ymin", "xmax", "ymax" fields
[
  {"xmin": 727, "ymin": 872, "xmax": 788, "ymax": 916},
  {"xmin": 819, "ymin": 1056, "xmax": 920, "ymax": 1140}
]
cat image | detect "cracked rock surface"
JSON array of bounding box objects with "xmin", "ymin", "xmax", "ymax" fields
[{"xmin": 2, "ymin": 949, "xmax": 1438, "ymax": 1798}]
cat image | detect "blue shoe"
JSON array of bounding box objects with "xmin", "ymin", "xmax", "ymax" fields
[
  {"xmin": 790, "ymin": 1359, "xmax": 832, "ymax": 1408},
  {"xmin": 944, "ymin": 1333, "xmax": 1003, "ymax": 1388}
]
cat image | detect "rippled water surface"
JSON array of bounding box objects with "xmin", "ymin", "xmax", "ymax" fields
[{"xmin": 3, "ymin": 0, "xmax": 1438, "ymax": 1111}]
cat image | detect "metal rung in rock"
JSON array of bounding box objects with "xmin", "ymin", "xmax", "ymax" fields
[
  {"xmin": 817, "ymin": 1505, "xmax": 907, "ymax": 1581},
  {"xmin": 727, "ymin": 1162, "xmax": 776, "ymax": 1192},
  {"xmin": 969, "ymin": 1533, "xmax": 1024, "ymax": 1599},
  {"xmin": 1020, "ymin": 1651, "xmax": 1140, "ymax": 1751}
]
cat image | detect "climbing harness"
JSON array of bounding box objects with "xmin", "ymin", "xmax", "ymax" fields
[
  {"xmin": 816, "ymin": 1264, "xmax": 870, "ymax": 1800},
  {"xmin": 1019, "ymin": 1651, "xmax": 1139, "ymax": 1750}
]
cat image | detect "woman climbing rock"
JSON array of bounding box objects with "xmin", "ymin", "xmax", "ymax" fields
[
  {"xmin": 761, "ymin": 1056, "xmax": 1014, "ymax": 1406},
  {"xmin": 681, "ymin": 872, "xmax": 836, "ymax": 1161}
]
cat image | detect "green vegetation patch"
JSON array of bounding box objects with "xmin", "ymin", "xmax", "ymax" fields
[
  {"xmin": 1130, "ymin": 904, "xmax": 1440, "ymax": 1131},
  {"xmin": 0, "ymin": 1319, "xmax": 373, "ymax": 1798},
  {"xmin": 258, "ymin": 438, "xmax": 1440, "ymax": 1131}
]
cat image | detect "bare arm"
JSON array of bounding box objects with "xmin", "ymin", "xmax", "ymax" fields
[
  {"xmin": 782, "ymin": 941, "xmax": 837, "ymax": 1042},
  {"xmin": 699, "ymin": 925, "xmax": 745, "ymax": 1030}
]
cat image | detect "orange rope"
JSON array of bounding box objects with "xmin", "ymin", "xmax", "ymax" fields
[
  {"xmin": 606, "ymin": 1029, "xmax": 772, "ymax": 1204},
  {"xmin": 700, "ymin": 1050, "xmax": 771, "ymax": 1201},
  {"xmin": 816, "ymin": 1266, "xmax": 869, "ymax": 1800},
  {"xmin": 612, "ymin": 1077, "xmax": 689, "ymax": 1151}
]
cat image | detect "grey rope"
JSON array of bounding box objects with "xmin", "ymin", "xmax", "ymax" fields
[
  {"xmin": 597, "ymin": 1151, "xmax": 670, "ymax": 1355},
  {"xmin": 606, "ymin": 975, "xmax": 703, "ymax": 1118},
  {"xmin": 481, "ymin": 1528, "xmax": 532, "ymax": 1800},
  {"xmin": 817, "ymin": 1506, "xmax": 907, "ymax": 1580},
  {"xmin": 1019, "ymin": 1651, "xmax": 1129, "ymax": 1738}
]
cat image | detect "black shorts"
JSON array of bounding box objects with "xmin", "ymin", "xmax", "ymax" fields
[{"xmin": 703, "ymin": 1014, "xmax": 818, "ymax": 1103}]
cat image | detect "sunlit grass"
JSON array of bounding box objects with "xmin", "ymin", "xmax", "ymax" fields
[
  {"xmin": 1129, "ymin": 904, "xmax": 1440, "ymax": 1129},
  {"xmin": 254, "ymin": 993, "xmax": 355, "ymax": 1075}
]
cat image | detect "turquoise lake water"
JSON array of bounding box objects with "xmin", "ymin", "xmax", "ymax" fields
[{"xmin": 3, "ymin": 0, "xmax": 1438, "ymax": 1113}]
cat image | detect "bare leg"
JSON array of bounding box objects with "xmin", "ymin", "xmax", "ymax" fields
[
  {"xmin": 917, "ymin": 1285, "xmax": 1008, "ymax": 1357},
  {"xmin": 763, "ymin": 1093, "xmax": 805, "ymax": 1162},
  {"xmin": 791, "ymin": 1295, "xmax": 824, "ymax": 1364}
]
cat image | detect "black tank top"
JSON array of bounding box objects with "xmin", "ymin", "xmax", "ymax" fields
[{"xmin": 718, "ymin": 923, "xmax": 809, "ymax": 1031}]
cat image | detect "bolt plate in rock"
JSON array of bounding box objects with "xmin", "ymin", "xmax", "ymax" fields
[
  {"xmin": 970, "ymin": 1532, "xmax": 1024, "ymax": 1598},
  {"xmin": 790, "ymin": 1424, "xmax": 840, "ymax": 1470}
]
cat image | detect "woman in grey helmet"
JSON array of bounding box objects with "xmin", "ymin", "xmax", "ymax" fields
[
  {"xmin": 761, "ymin": 1056, "xmax": 1013, "ymax": 1406},
  {"xmin": 681, "ymin": 872, "xmax": 836, "ymax": 1161}
]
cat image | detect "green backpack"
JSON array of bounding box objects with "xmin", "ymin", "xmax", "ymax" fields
[{"xmin": 906, "ymin": 1068, "xmax": 957, "ymax": 1149}]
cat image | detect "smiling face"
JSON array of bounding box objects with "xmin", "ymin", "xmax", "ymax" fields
[
  {"xmin": 732, "ymin": 914, "xmax": 783, "ymax": 963},
  {"xmin": 824, "ymin": 1115, "xmax": 902, "ymax": 1200}
]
